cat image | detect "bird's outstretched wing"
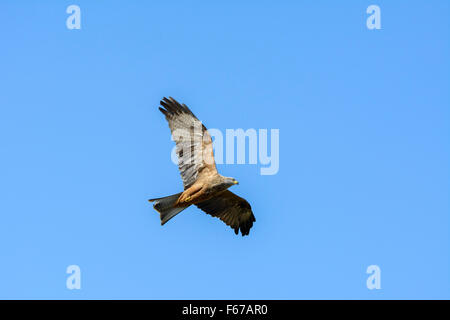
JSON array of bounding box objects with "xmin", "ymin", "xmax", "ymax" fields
[
  {"xmin": 159, "ymin": 97, "xmax": 217, "ymax": 189},
  {"xmin": 195, "ymin": 190, "xmax": 256, "ymax": 236}
]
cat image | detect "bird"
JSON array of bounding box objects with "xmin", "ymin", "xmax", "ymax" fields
[{"xmin": 148, "ymin": 97, "xmax": 256, "ymax": 236}]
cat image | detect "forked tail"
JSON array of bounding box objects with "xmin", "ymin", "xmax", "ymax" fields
[{"xmin": 148, "ymin": 192, "xmax": 189, "ymax": 225}]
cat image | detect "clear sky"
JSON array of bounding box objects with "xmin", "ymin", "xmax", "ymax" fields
[{"xmin": 0, "ymin": 1, "xmax": 449, "ymax": 299}]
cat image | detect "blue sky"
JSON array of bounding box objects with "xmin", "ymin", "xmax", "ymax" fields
[{"xmin": 0, "ymin": 1, "xmax": 448, "ymax": 299}]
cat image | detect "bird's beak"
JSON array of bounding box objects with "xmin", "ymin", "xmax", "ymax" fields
[{"xmin": 233, "ymin": 180, "xmax": 239, "ymax": 185}]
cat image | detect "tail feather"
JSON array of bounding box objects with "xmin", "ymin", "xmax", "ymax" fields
[{"xmin": 148, "ymin": 192, "xmax": 188, "ymax": 225}]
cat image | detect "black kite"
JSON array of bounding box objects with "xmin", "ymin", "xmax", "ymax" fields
[{"xmin": 149, "ymin": 97, "xmax": 255, "ymax": 236}]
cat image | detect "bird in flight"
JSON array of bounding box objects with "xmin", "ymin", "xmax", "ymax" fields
[{"xmin": 149, "ymin": 97, "xmax": 255, "ymax": 236}]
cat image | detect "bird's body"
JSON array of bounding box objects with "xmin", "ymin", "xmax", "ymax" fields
[
  {"xmin": 175, "ymin": 175, "xmax": 226, "ymax": 205},
  {"xmin": 149, "ymin": 97, "xmax": 255, "ymax": 236}
]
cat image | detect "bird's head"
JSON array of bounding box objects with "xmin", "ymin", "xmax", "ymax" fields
[{"xmin": 223, "ymin": 177, "xmax": 239, "ymax": 187}]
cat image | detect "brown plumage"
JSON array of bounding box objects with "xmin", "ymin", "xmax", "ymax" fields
[{"xmin": 149, "ymin": 97, "xmax": 255, "ymax": 236}]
